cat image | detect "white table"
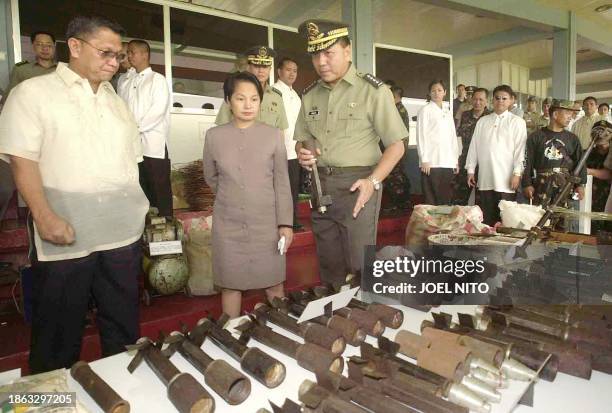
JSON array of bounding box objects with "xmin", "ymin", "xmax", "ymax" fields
[{"xmin": 2, "ymin": 305, "xmax": 611, "ymax": 413}]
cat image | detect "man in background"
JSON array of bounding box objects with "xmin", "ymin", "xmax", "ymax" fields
[
  {"xmin": 572, "ymin": 96, "xmax": 602, "ymax": 150},
  {"xmin": 599, "ymin": 103, "xmax": 610, "ymax": 122},
  {"xmin": 510, "ymin": 91, "xmax": 524, "ymax": 117},
  {"xmin": 274, "ymin": 57, "xmax": 303, "ymax": 230},
  {"xmin": 523, "ymin": 100, "xmax": 585, "ymax": 215},
  {"xmin": 1, "ymin": 31, "xmax": 57, "ymax": 106},
  {"xmin": 111, "ymin": 41, "xmax": 132, "ymax": 91},
  {"xmin": 120, "ymin": 39, "xmax": 173, "ymax": 216},
  {"xmin": 453, "ymin": 83, "xmax": 466, "ymax": 120},
  {"xmin": 524, "ymin": 96, "xmax": 543, "ymax": 135},
  {"xmin": 452, "ymin": 87, "xmax": 490, "ymax": 205},
  {"xmin": 466, "ymin": 85, "xmax": 527, "ymax": 225}
]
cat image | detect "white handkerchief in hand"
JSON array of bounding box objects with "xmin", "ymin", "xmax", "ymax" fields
[{"xmin": 278, "ymin": 236, "xmax": 286, "ymax": 255}]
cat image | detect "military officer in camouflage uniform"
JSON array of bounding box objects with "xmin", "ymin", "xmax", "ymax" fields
[
  {"xmin": 1, "ymin": 31, "xmax": 57, "ymax": 106},
  {"xmin": 452, "ymin": 87, "xmax": 490, "ymax": 205},
  {"xmin": 454, "ymin": 85, "xmax": 475, "ymax": 124},
  {"xmin": 523, "ymin": 96, "xmax": 545, "ymax": 135},
  {"xmin": 523, "ymin": 100, "xmax": 586, "ymax": 210},
  {"xmin": 215, "ymin": 45, "xmax": 288, "ymax": 130},
  {"xmin": 586, "ymin": 120, "xmax": 612, "ymax": 233},
  {"xmin": 294, "ymin": 20, "xmax": 408, "ymax": 285}
]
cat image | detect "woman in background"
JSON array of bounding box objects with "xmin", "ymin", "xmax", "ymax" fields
[
  {"xmin": 416, "ymin": 80, "xmax": 459, "ymax": 205},
  {"xmin": 203, "ymin": 71, "xmax": 293, "ymax": 318}
]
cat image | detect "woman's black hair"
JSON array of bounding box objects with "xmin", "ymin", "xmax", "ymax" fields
[{"xmin": 223, "ymin": 71, "xmax": 264, "ymax": 102}]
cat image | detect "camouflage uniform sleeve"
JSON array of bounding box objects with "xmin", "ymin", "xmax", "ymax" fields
[
  {"xmin": 373, "ymin": 86, "xmax": 408, "ymax": 148},
  {"xmin": 214, "ymin": 101, "xmax": 233, "ymax": 125}
]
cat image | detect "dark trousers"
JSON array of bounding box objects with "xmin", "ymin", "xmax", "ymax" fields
[
  {"xmin": 29, "ymin": 241, "xmax": 141, "ymax": 374},
  {"xmin": 311, "ymin": 167, "xmax": 381, "ymax": 286},
  {"xmin": 288, "ymin": 159, "xmax": 301, "ymax": 226},
  {"xmin": 477, "ymin": 190, "xmax": 516, "ymax": 226},
  {"xmin": 139, "ymin": 149, "xmax": 173, "ymax": 217},
  {"xmin": 421, "ymin": 168, "xmax": 454, "ymax": 205}
]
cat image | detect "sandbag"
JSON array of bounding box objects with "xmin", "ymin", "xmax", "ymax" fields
[{"xmin": 183, "ymin": 216, "xmax": 217, "ymax": 296}]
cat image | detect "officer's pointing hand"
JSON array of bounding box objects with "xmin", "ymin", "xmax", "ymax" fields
[
  {"xmin": 298, "ymin": 147, "xmax": 321, "ymax": 171},
  {"xmin": 350, "ymin": 179, "xmax": 374, "ymax": 218}
]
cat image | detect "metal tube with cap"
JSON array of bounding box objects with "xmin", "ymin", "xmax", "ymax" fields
[
  {"xmin": 422, "ymin": 317, "xmax": 556, "ymax": 381},
  {"xmin": 348, "ymin": 299, "xmax": 404, "ymax": 329},
  {"xmin": 194, "ymin": 317, "xmax": 286, "ymax": 388},
  {"xmin": 255, "ymin": 303, "xmax": 346, "ymax": 355},
  {"xmin": 347, "ymin": 356, "xmax": 469, "ymax": 413},
  {"xmin": 302, "ymin": 139, "xmax": 332, "ymax": 213},
  {"xmin": 365, "ymin": 341, "xmax": 490, "ymax": 412},
  {"xmin": 289, "ymin": 301, "xmax": 367, "ymax": 346},
  {"xmin": 71, "ymin": 361, "xmax": 130, "ymax": 413},
  {"xmin": 237, "ymin": 318, "xmax": 344, "ymax": 374},
  {"xmin": 164, "ymin": 331, "xmax": 251, "ymax": 405},
  {"xmin": 126, "ymin": 337, "xmax": 214, "ymax": 413}
]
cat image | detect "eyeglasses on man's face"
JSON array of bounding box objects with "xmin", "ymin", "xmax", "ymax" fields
[{"xmin": 76, "ymin": 37, "xmax": 127, "ymax": 63}]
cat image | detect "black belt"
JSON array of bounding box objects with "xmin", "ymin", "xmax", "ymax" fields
[{"xmin": 317, "ymin": 166, "xmax": 373, "ymax": 175}]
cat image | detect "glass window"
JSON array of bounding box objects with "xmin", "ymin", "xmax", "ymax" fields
[
  {"xmin": 18, "ymin": 0, "xmax": 164, "ymax": 87},
  {"xmin": 375, "ymin": 47, "xmax": 451, "ymax": 101},
  {"xmin": 170, "ymin": 8, "xmax": 267, "ymax": 109},
  {"xmin": 272, "ymin": 29, "xmax": 317, "ymax": 93}
]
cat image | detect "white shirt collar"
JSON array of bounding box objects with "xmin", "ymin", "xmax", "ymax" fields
[
  {"xmin": 494, "ymin": 110, "xmax": 509, "ymax": 118},
  {"xmin": 274, "ymin": 79, "xmax": 293, "ymax": 93},
  {"xmin": 136, "ymin": 66, "xmax": 152, "ymax": 76}
]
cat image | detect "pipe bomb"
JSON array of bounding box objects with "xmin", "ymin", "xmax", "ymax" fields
[
  {"xmin": 71, "ymin": 361, "xmax": 130, "ymax": 413},
  {"xmin": 194, "ymin": 317, "xmax": 286, "ymax": 388},
  {"xmin": 254, "ymin": 303, "xmax": 346, "ymax": 355},
  {"xmin": 126, "ymin": 337, "xmax": 214, "ymax": 413},
  {"xmin": 237, "ymin": 317, "xmax": 344, "ymax": 374},
  {"xmin": 163, "ymin": 331, "xmax": 251, "ymax": 405}
]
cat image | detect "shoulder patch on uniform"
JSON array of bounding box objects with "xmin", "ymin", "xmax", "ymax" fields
[
  {"xmin": 302, "ymin": 80, "xmax": 319, "ymax": 96},
  {"xmin": 358, "ymin": 72, "xmax": 384, "ymax": 88},
  {"xmin": 271, "ymin": 86, "xmax": 282, "ymax": 96},
  {"xmin": 15, "ymin": 61, "xmax": 29, "ymax": 66}
]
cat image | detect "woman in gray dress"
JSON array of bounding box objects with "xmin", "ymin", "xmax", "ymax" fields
[{"xmin": 203, "ymin": 71, "xmax": 293, "ymax": 318}]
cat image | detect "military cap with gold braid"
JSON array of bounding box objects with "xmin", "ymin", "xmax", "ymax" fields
[
  {"xmin": 298, "ymin": 19, "xmax": 350, "ymax": 53},
  {"xmin": 244, "ymin": 45, "xmax": 276, "ymax": 66}
]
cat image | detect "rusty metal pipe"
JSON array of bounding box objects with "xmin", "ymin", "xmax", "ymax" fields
[
  {"xmin": 348, "ymin": 299, "xmax": 404, "ymax": 329},
  {"xmin": 347, "ymin": 357, "xmax": 469, "ymax": 413},
  {"xmin": 255, "ymin": 303, "xmax": 346, "ymax": 355},
  {"xmin": 289, "ymin": 301, "xmax": 367, "ymax": 346},
  {"xmin": 71, "ymin": 361, "xmax": 130, "ymax": 413},
  {"xmin": 195, "ymin": 317, "xmax": 286, "ymax": 388},
  {"xmin": 238, "ymin": 319, "xmax": 343, "ymax": 374},
  {"xmin": 422, "ymin": 318, "xmax": 559, "ymax": 381},
  {"xmin": 336, "ymin": 307, "xmax": 385, "ymax": 337},
  {"xmin": 126, "ymin": 338, "xmax": 214, "ymax": 413},
  {"xmin": 167, "ymin": 332, "xmax": 251, "ymax": 405},
  {"xmin": 298, "ymin": 380, "xmax": 368, "ymax": 413}
]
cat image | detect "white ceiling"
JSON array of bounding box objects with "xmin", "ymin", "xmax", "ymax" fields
[{"xmin": 186, "ymin": 0, "xmax": 612, "ymax": 98}]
